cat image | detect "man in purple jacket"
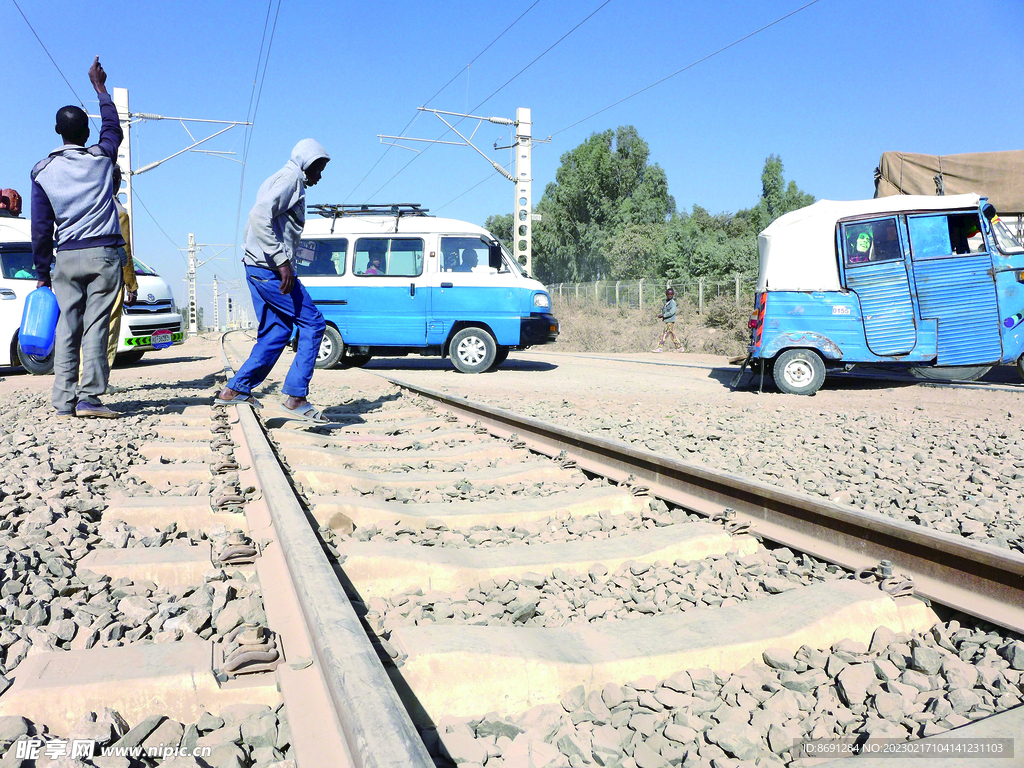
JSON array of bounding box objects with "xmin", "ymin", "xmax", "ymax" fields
[{"xmin": 31, "ymin": 57, "xmax": 124, "ymax": 418}]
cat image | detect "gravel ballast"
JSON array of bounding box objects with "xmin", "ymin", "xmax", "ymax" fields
[
  {"xmin": 362, "ymin": 546, "xmax": 845, "ymax": 635},
  {"xmin": 447, "ymin": 397, "xmax": 1024, "ymax": 553},
  {"xmin": 0, "ymin": 702, "xmax": 292, "ymax": 768},
  {"xmin": 426, "ymin": 620, "xmax": 1024, "ymax": 768},
  {"xmin": 0, "ymin": 381, "xmax": 267, "ymax": 676}
]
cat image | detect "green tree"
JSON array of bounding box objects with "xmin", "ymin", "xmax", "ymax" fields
[
  {"xmin": 608, "ymin": 223, "xmax": 665, "ymax": 279},
  {"xmin": 531, "ymin": 126, "xmax": 675, "ymax": 283},
  {"xmin": 754, "ymin": 154, "xmax": 815, "ymax": 229},
  {"xmin": 486, "ymin": 143, "xmax": 812, "ymax": 287},
  {"xmin": 484, "ymin": 213, "xmax": 513, "ymax": 252}
]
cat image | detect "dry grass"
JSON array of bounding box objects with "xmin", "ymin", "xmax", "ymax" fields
[{"xmin": 551, "ymin": 295, "xmax": 750, "ymax": 356}]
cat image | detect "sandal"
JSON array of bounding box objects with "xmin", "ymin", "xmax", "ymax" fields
[
  {"xmin": 214, "ymin": 393, "xmax": 263, "ymax": 409},
  {"xmin": 279, "ymin": 402, "xmax": 328, "ymax": 423}
]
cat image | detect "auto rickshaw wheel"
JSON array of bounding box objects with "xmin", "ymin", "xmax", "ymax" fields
[
  {"xmin": 1018, "ymin": 357, "xmax": 1024, "ymax": 383},
  {"xmin": 773, "ymin": 349, "xmax": 825, "ymax": 395},
  {"xmin": 909, "ymin": 365, "xmax": 992, "ymax": 382}
]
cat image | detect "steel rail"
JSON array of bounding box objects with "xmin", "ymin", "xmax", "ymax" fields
[
  {"xmin": 383, "ymin": 375, "xmax": 1024, "ymax": 634},
  {"xmin": 221, "ymin": 333, "xmax": 433, "ymax": 768}
]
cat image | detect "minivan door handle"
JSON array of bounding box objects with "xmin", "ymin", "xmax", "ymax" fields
[
  {"xmin": 410, "ymin": 283, "xmax": 416, "ymax": 297},
  {"xmin": 440, "ymin": 282, "xmax": 453, "ymax": 288}
]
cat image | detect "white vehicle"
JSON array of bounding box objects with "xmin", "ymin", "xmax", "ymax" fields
[{"xmin": 0, "ymin": 199, "xmax": 183, "ymax": 374}]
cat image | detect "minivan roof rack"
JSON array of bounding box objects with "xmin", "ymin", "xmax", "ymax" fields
[{"xmin": 308, "ymin": 203, "xmax": 431, "ymax": 219}]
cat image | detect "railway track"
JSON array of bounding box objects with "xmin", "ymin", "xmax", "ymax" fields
[{"xmin": 0, "ymin": 332, "xmax": 1021, "ymax": 768}]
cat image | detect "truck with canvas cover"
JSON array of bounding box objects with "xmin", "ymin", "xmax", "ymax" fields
[
  {"xmin": 875, "ymin": 150, "xmax": 1024, "ymax": 242},
  {"xmin": 741, "ymin": 194, "xmax": 1024, "ymax": 394}
]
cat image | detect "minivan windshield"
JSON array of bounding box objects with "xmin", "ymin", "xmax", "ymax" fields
[
  {"xmin": 0, "ymin": 245, "xmax": 36, "ymax": 279},
  {"xmin": 991, "ymin": 217, "xmax": 1024, "ymax": 255}
]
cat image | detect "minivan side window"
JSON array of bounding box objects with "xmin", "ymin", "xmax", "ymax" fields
[
  {"xmin": 440, "ymin": 236, "xmax": 503, "ymax": 273},
  {"xmin": 842, "ymin": 217, "xmax": 903, "ymax": 267},
  {"xmin": 354, "ymin": 238, "xmax": 424, "ymax": 277},
  {"xmin": 295, "ymin": 238, "xmax": 347, "ymax": 276},
  {"xmin": 908, "ymin": 212, "xmax": 985, "ymax": 259}
]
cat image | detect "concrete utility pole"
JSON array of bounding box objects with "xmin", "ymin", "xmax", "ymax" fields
[
  {"xmin": 212, "ymin": 276, "xmax": 219, "ymax": 332},
  {"xmin": 512, "ymin": 108, "xmax": 534, "ymax": 275},
  {"xmin": 112, "ymin": 88, "xmax": 134, "ymax": 255},
  {"xmin": 187, "ymin": 234, "xmax": 198, "ymax": 336},
  {"xmin": 379, "ymin": 107, "xmax": 549, "ymax": 275},
  {"xmin": 184, "ymin": 236, "xmax": 233, "ymax": 337}
]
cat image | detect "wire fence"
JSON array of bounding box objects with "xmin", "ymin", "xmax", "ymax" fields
[{"xmin": 549, "ymin": 275, "xmax": 757, "ymax": 313}]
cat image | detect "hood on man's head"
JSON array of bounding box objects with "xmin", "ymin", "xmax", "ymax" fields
[{"xmin": 291, "ymin": 139, "xmax": 330, "ymax": 171}]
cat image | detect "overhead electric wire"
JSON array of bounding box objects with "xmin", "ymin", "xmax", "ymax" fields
[
  {"xmin": 344, "ymin": 0, "xmax": 543, "ymax": 203},
  {"xmin": 243, "ymin": 0, "xmax": 282, "ymax": 161},
  {"xmin": 365, "ymin": 0, "xmax": 613, "ymax": 202},
  {"xmin": 11, "ymin": 0, "xmax": 88, "ymax": 111},
  {"xmin": 551, "ymin": 0, "xmax": 824, "ymax": 136},
  {"xmin": 437, "ymin": 0, "xmax": 823, "ymax": 218},
  {"xmin": 232, "ymin": 0, "xmax": 283, "ymax": 288},
  {"xmin": 241, "ymin": 0, "xmax": 275, "ymax": 161},
  {"xmin": 435, "ymin": 160, "xmax": 513, "ymax": 213},
  {"xmin": 133, "ymin": 189, "xmax": 185, "ymax": 260}
]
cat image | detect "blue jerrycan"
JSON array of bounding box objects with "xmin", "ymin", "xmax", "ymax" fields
[{"xmin": 19, "ymin": 286, "xmax": 60, "ymax": 357}]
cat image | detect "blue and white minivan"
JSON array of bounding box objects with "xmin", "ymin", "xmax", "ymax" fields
[
  {"xmin": 297, "ymin": 205, "xmax": 558, "ymax": 373},
  {"xmin": 744, "ymin": 193, "xmax": 1024, "ymax": 394}
]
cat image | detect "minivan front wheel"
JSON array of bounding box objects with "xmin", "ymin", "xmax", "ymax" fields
[
  {"xmin": 315, "ymin": 326, "xmax": 343, "ymax": 369},
  {"xmin": 450, "ymin": 328, "xmax": 496, "ymax": 374},
  {"xmin": 773, "ymin": 349, "xmax": 825, "ymax": 395}
]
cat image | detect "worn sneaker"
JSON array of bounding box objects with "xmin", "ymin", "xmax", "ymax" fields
[
  {"xmin": 55, "ymin": 410, "xmax": 75, "ymax": 417},
  {"xmin": 76, "ymin": 402, "xmax": 120, "ymax": 419},
  {"xmin": 653, "ymin": 348, "xmax": 663, "ymax": 353}
]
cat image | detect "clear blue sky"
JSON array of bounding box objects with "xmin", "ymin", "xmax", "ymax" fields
[{"xmin": 3, "ymin": 0, "xmax": 1022, "ymax": 320}]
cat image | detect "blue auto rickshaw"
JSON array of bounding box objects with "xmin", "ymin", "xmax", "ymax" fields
[{"xmin": 740, "ymin": 193, "xmax": 1024, "ymax": 394}]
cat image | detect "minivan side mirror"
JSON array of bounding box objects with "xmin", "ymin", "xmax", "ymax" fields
[
  {"xmin": 983, "ymin": 203, "xmax": 997, "ymax": 221},
  {"xmin": 488, "ymin": 242, "xmax": 503, "ymax": 270}
]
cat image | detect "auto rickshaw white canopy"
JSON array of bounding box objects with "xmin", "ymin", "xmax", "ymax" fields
[{"xmin": 756, "ymin": 193, "xmax": 982, "ymax": 292}]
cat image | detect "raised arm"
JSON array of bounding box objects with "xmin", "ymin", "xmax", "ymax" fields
[{"xmin": 89, "ymin": 57, "xmax": 123, "ymax": 161}]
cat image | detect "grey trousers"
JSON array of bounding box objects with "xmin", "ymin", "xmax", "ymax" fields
[{"xmin": 51, "ymin": 245, "xmax": 122, "ymax": 411}]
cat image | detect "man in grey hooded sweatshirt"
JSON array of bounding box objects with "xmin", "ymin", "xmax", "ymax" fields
[{"xmin": 216, "ymin": 139, "xmax": 330, "ymax": 421}]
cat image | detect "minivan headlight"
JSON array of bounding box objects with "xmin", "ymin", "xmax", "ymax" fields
[{"xmin": 533, "ymin": 293, "xmax": 550, "ymax": 309}]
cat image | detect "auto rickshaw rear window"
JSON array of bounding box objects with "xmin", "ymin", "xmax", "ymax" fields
[{"xmin": 908, "ymin": 212, "xmax": 985, "ymax": 259}]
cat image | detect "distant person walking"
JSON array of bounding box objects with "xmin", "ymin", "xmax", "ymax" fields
[
  {"xmin": 215, "ymin": 139, "xmax": 330, "ymax": 422},
  {"xmin": 31, "ymin": 57, "xmax": 124, "ymax": 418},
  {"xmin": 79, "ymin": 164, "xmax": 138, "ymax": 381},
  {"xmin": 654, "ymin": 287, "xmax": 681, "ymax": 352}
]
